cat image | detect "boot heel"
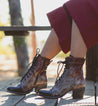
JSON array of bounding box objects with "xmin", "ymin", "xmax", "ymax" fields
[
  {"xmin": 35, "ymin": 84, "xmax": 47, "ymax": 93},
  {"xmin": 72, "ymin": 87, "xmax": 85, "ymax": 99}
]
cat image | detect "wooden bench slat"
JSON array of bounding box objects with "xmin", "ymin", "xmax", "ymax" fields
[
  {"xmin": 16, "ymin": 92, "xmax": 57, "ymax": 106},
  {"xmin": 0, "ymin": 77, "xmax": 57, "ymax": 106},
  {"xmin": 4, "ymin": 31, "xmax": 29, "ymax": 36},
  {"xmin": 0, "ymin": 26, "xmax": 51, "ymax": 31},
  {"xmin": 0, "ymin": 26, "xmax": 51, "ymax": 36},
  {"xmin": 0, "ymin": 77, "xmax": 25, "ymax": 106},
  {"xmin": 16, "ymin": 77, "xmax": 57, "ymax": 106}
]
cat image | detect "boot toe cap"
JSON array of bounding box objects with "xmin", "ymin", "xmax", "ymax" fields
[
  {"xmin": 7, "ymin": 87, "xmax": 14, "ymax": 91},
  {"xmin": 39, "ymin": 89, "xmax": 58, "ymax": 99},
  {"xmin": 39, "ymin": 89, "xmax": 51, "ymax": 96},
  {"xmin": 7, "ymin": 86, "xmax": 25, "ymax": 94}
]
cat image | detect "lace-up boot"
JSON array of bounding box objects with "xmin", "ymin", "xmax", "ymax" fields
[
  {"xmin": 39, "ymin": 55, "xmax": 85, "ymax": 99},
  {"xmin": 7, "ymin": 53, "xmax": 51, "ymax": 95}
]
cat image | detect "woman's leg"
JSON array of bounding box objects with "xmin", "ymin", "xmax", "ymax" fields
[
  {"xmin": 41, "ymin": 29, "xmax": 61, "ymax": 59},
  {"xmin": 41, "ymin": 20, "xmax": 87, "ymax": 59},
  {"xmin": 7, "ymin": 28, "xmax": 62, "ymax": 94},
  {"xmin": 39, "ymin": 20, "xmax": 86, "ymax": 99},
  {"xmin": 70, "ymin": 20, "xmax": 87, "ymax": 58}
]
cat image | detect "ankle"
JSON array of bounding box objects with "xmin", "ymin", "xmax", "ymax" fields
[
  {"xmin": 70, "ymin": 55, "xmax": 85, "ymax": 59},
  {"xmin": 40, "ymin": 54, "xmax": 52, "ymax": 60}
]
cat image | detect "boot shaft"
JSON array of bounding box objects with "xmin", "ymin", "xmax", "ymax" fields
[
  {"xmin": 31, "ymin": 54, "xmax": 51, "ymax": 72},
  {"xmin": 64, "ymin": 55, "xmax": 85, "ymax": 79},
  {"xmin": 39, "ymin": 55, "xmax": 85, "ymax": 99},
  {"xmin": 21, "ymin": 54, "xmax": 51, "ymax": 81},
  {"xmin": 65, "ymin": 55, "xmax": 85, "ymax": 71},
  {"xmin": 7, "ymin": 54, "xmax": 51, "ymax": 95},
  {"xmin": 21, "ymin": 54, "xmax": 51, "ymax": 92}
]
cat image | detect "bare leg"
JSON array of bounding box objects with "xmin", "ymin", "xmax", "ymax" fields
[
  {"xmin": 41, "ymin": 20, "xmax": 87, "ymax": 59},
  {"xmin": 70, "ymin": 20, "xmax": 87, "ymax": 58},
  {"xmin": 39, "ymin": 21, "xmax": 86, "ymax": 99},
  {"xmin": 41, "ymin": 29, "xmax": 61, "ymax": 59}
]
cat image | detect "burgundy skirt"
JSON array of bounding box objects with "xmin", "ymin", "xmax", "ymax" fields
[{"xmin": 47, "ymin": 0, "xmax": 98, "ymax": 53}]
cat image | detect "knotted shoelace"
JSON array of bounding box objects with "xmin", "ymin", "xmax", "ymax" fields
[{"xmin": 55, "ymin": 60, "xmax": 69, "ymax": 84}]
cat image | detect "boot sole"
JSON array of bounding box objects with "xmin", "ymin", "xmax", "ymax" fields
[
  {"xmin": 7, "ymin": 89, "xmax": 33, "ymax": 95},
  {"xmin": 7, "ymin": 84, "xmax": 47, "ymax": 95},
  {"xmin": 7, "ymin": 89, "xmax": 32, "ymax": 95},
  {"xmin": 39, "ymin": 87, "xmax": 85, "ymax": 99}
]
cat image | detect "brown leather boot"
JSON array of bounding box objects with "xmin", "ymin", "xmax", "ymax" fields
[
  {"xmin": 7, "ymin": 53, "xmax": 51, "ymax": 95},
  {"xmin": 39, "ymin": 55, "xmax": 85, "ymax": 99}
]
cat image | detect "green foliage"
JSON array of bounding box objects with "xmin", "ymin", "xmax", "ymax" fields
[
  {"xmin": 56, "ymin": 51, "xmax": 70, "ymax": 58},
  {"xmin": 0, "ymin": 42, "xmax": 15, "ymax": 55},
  {"xmin": 0, "ymin": 31, "xmax": 5, "ymax": 41},
  {"xmin": 0, "ymin": 19, "xmax": 6, "ymax": 41}
]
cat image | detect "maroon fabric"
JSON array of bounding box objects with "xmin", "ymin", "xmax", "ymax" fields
[
  {"xmin": 47, "ymin": 6, "xmax": 72, "ymax": 53},
  {"xmin": 47, "ymin": 0, "xmax": 98, "ymax": 53},
  {"xmin": 65, "ymin": 0, "xmax": 98, "ymax": 49}
]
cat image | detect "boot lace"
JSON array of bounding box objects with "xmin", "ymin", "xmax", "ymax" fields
[
  {"xmin": 55, "ymin": 60, "xmax": 69, "ymax": 84},
  {"xmin": 21, "ymin": 48, "xmax": 40, "ymax": 81}
]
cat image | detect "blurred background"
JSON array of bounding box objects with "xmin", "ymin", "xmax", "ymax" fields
[{"xmin": 0, "ymin": 0, "xmax": 69, "ymax": 81}]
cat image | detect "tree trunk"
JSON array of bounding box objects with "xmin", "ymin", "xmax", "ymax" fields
[
  {"xmin": 86, "ymin": 43, "xmax": 98, "ymax": 82},
  {"xmin": 8, "ymin": 0, "xmax": 29, "ymax": 76}
]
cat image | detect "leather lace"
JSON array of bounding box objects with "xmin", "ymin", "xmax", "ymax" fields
[{"xmin": 55, "ymin": 60, "xmax": 69, "ymax": 84}]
